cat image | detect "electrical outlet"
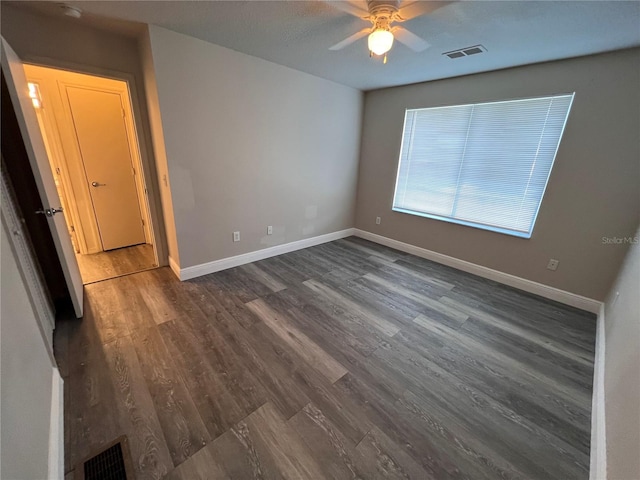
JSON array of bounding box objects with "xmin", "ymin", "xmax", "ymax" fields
[
  {"xmin": 267, "ymin": 226, "xmax": 273, "ymax": 235},
  {"xmin": 233, "ymin": 231, "xmax": 240, "ymax": 242},
  {"xmin": 376, "ymin": 216, "xmax": 381, "ymax": 225},
  {"xmin": 547, "ymin": 259, "xmax": 559, "ymax": 271}
]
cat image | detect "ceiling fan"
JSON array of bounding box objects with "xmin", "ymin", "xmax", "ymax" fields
[{"xmin": 328, "ymin": 0, "xmax": 436, "ymax": 63}]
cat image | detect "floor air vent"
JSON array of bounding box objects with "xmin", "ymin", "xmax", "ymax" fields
[
  {"xmin": 76, "ymin": 437, "xmax": 135, "ymax": 480},
  {"xmin": 443, "ymin": 45, "xmax": 487, "ymax": 59}
]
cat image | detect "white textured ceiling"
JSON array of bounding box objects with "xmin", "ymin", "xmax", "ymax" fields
[{"xmin": 8, "ymin": 0, "xmax": 640, "ymax": 91}]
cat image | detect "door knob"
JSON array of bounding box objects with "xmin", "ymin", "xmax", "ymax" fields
[{"xmin": 91, "ymin": 181, "xmax": 106, "ymax": 187}]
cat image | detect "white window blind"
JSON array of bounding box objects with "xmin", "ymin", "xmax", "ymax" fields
[{"xmin": 393, "ymin": 94, "xmax": 574, "ymax": 238}]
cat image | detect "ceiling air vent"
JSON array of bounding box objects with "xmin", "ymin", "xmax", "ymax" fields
[{"xmin": 443, "ymin": 45, "xmax": 487, "ymax": 59}]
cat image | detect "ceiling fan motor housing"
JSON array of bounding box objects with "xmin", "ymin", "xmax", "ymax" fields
[
  {"xmin": 367, "ymin": 0, "xmax": 400, "ymax": 26},
  {"xmin": 327, "ymin": 0, "xmax": 429, "ymax": 54}
]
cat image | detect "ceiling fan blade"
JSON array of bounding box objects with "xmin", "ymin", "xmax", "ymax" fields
[
  {"xmin": 325, "ymin": 1, "xmax": 370, "ymax": 19},
  {"xmin": 393, "ymin": 26, "xmax": 430, "ymax": 52},
  {"xmin": 396, "ymin": 1, "xmax": 452, "ymax": 21},
  {"xmin": 329, "ymin": 28, "xmax": 371, "ymax": 50}
]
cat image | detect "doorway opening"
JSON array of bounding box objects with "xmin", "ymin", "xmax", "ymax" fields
[{"xmin": 24, "ymin": 65, "xmax": 158, "ymax": 284}]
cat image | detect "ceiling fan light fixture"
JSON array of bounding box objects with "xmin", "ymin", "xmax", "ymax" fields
[{"xmin": 368, "ymin": 29, "xmax": 394, "ymax": 56}]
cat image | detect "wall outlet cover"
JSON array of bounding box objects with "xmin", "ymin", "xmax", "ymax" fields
[{"xmin": 547, "ymin": 259, "xmax": 559, "ymax": 271}]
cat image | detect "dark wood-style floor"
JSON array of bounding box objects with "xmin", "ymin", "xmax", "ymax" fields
[
  {"xmin": 55, "ymin": 237, "xmax": 596, "ymax": 480},
  {"xmin": 75, "ymin": 243, "xmax": 156, "ymax": 284}
]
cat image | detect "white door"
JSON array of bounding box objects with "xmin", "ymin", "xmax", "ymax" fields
[
  {"xmin": 1, "ymin": 37, "xmax": 84, "ymax": 318},
  {"xmin": 65, "ymin": 86, "xmax": 146, "ymax": 251}
]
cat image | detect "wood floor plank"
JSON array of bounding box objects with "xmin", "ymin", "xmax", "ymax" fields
[
  {"xmin": 164, "ymin": 445, "xmax": 228, "ymax": 480},
  {"xmin": 181, "ymin": 284, "xmax": 310, "ymax": 420},
  {"xmin": 76, "ymin": 243, "xmax": 155, "ymax": 285},
  {"xmin": 63, "ymin": 309, "xmax": 121, "ymax": 473},
  {"xmin": 239, "ymin": 262, "xmax": 287, "ymax": 292},
  {"xmin": 393, "ymin": 325, "xmax": 592, "ymax": 454},
  {"xmin": 339, "ymin": 236, "xmax": 409, "ymax": 261},
  {"xmin": 103, "ymin": 336, "xmax": 174, "ymax": 479},
  {"xmin": 459, "ymin": 316, "xmax": 594, "ymax": 391},
  {"xmin": 255, "ymin": 254, "xmax": 314, "ymax": 285},
  {"xmin": 198, "ymin": 424, "xmax": 278, "ymax": 479},
  {"xmin": 372, "ymin": 338, "xmax": 590, "ymax": 480},
  {"xmin": 317, "ymin": 241, "xmax": 383, "ymax": 268},
  {"xmin": 397, "ymin": 391, "xmax": 529, "ymax": 480},
  {"xmin": 135, "ymin": 270, "xmax": 184, "ymax": 325},
  {"xmin": 246, "ymin": 298, "xmax": 349, "ymax": 383},
  {"xmin": 193, "ymin": 275, "xmax": 260, "ymax": 329},
  {"xmin": 83, "ymin": 282, "xmax": 131, "ymax": 344},
  {"xmin": 441, "ymin": 292, "xmax": 596, "ymax": 357},
  {"xmin": 441, "ymin": 295, "xmax": 594, "ymax": 366},
  {"xmin": 263, "ymin": 287, "xmax": 382, "ymax": 357},
  {"xmin": 334, "ymin": 373, "xmax": 472, "ymax": 480},
  {"xmin": 374, "ymin": 257, "xmax": 457, "ymax": 291},
  {"xmin": 411, "ymin": 332, "xmax": 592, "ymax": 447},
  {"xmin": 130, "ymin": 326, "xmax": 211, "ymax": 466},
  {"xmin": 240, "ymin": 321, "xmax": 312, "ymax": 419},
  {"xmin": 303, "ymin": 278, "xmax": 400, "ymax": 337},
  {"xmin": 327, "ymin": 274, "xmax": 423, "ymax": 327},
  {"xmin": 214, "ymin": 267, "xmax": 266, "ymax": 303},
  {"xmin": 364, "ymin": 272, "xmax": 469, "ymax": 323},
  {"xmin": 274, "ymin": 285, "xmax": 385, "ymax": 356},
  {"xmin": 355, "ymin": 426, "xmax": 437, "ymax": 480},
  {"xmin": 204, "ymin": 403, "xmax": 325, "ymax": 480},
  {"xmin": 288, "ymin": 368, "xmax": 373, "ymax": 447},
  {"xmin": 158, "ymin": 318, "xmax": 260, "ymax": 439},
  {"xmin": 287, "ymin": 402, "xmax": 365, "ymax": 479},
  {"xmin": 289, "ymin": 401, "xmax": 433, "ymax": 480},
  {"xmin": 56, "ymin": 236, "xmax": 596, "ymax": 480}
]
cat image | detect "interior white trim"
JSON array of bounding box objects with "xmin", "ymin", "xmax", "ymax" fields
[
  {"xmin": 589, "ymin": 304, "xmax": 607, "ymax": 480},
  {"xmin": 168, "ymin": 255, "xmax": 181, "ymax": 279},
  {"xmin": 354, "ymin": 229, "xmax": 602, "ymax": 313},
  {"xmin": 173, "ymin": 228, "xmax": 356, "ymax": 281},
  {"xmin": 48, "ymin": 368, "xmax": 64, "ymax": 480}
]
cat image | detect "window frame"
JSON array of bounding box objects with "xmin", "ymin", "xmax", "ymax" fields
[{"xmin": 391, "ymin": 94, "xmax": 575, "ymax": 239}]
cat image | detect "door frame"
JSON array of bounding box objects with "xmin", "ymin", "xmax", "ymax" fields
[
  {"xmin": 18, "ymin": 54, "xmax": 169, "ymax": 268},
  {"xmin": 26, "ymin": 65, "xmax": 153, "ymax": 255}
]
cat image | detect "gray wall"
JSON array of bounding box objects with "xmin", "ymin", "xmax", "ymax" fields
[
  {"xmin": 1, "ymin": 220, "xmax": 54, "ymax": 479},
  {"xmin": 0, "ymin": 4, "xmax": 169, "ymax": 265},
  {"xmin": 355, "ymin": 48, "xmax": 640, "ymax": 301},
  {"xmin": 147, "ymin": 26, "xmax": 363, "ymax": 269},
  {"xmin": 603, "ymin": 226, "xmax": 640, "ymax": 480}
]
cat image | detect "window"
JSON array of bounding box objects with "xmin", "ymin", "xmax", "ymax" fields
[{"xmin": 392, "ymin": 94, "xmax": 574, "ymax": 238}]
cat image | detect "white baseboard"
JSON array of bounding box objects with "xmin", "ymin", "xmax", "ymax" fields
[
  {"xmin": 590, "ymin": 305, "xmax": 607, "ymax": 480},
  {"xmin": 48, "ymin": 368, "xmax": 63, "ymax": 480},
  {"xmin": 174, "ymin": 228, "xmax": 356, "ymax": 281},
  {"xmin": 168, "ymin": 255, "xmax": 181, "ymax": 280},
  {"xmin": 169, "ymin": 226, "xmax": 601, "ymax": 313},
  {"xmin": 354, "ymin": 229, "xmax": 602, "ymax": 314}
]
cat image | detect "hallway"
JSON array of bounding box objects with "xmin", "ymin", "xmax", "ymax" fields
[{"xmin": 75, "ymin": 244, "xmax": 155, "ymax": 284}]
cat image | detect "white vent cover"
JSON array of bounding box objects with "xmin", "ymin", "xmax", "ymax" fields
[{"xmin": 443, "ymin": 45, "xmax": 487, "ymax": 59}]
